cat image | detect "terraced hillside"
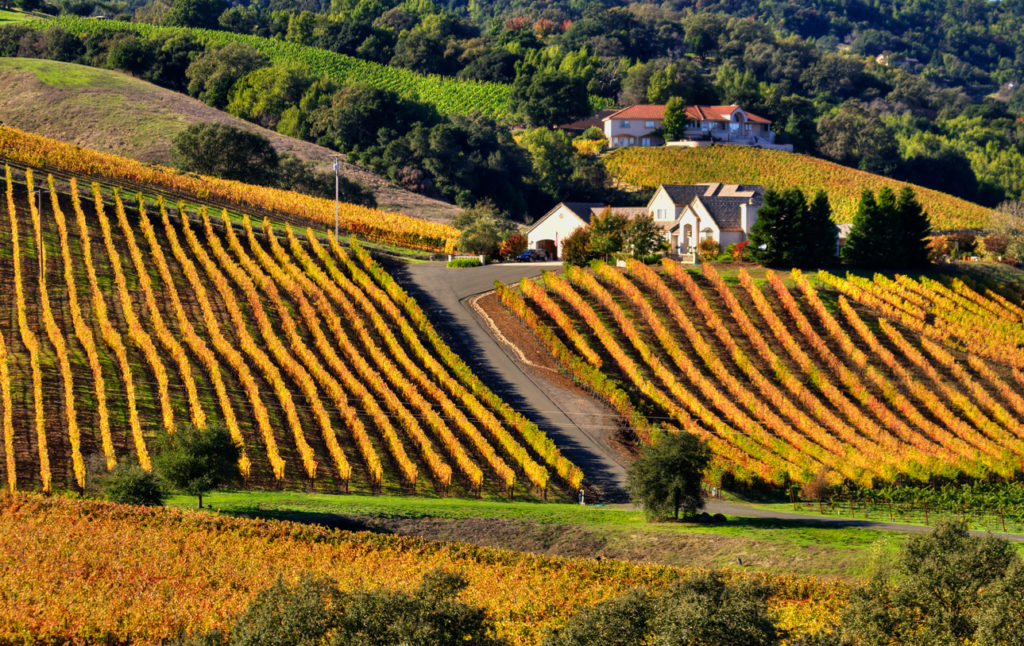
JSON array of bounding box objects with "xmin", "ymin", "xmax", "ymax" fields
[
  {"xmin": 499, "ymin": 260, "xmax": 1024, "ymax": 488},
  {"xmin": 0, "ymin": 58, "xmax": 462, "ymax": 223},
  {"xmin": 605, "ymin": 147, "xmax": 992, "ymax": 231},
  {"xmin": 0, "ymin": 164, "xmax": 580, "ymax": 498}
]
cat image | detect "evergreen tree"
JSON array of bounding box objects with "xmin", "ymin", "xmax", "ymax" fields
[
  {"xmin": 747, "ymin": 188, "xmax": 798, "ymax": 267},
  {"xmin": 895, "ymin": 186, "xmax": 932, "ymax": 269},
  {"xmin": 841, "ymin": 188, "xmax": 889, "ymax": 268},
  {"xmin": 804, "ymin": 189, "xmax": 838, "ymax": 267},
  {"xmin": 662, "ymin": 97, "xmax": 687, "ymax": 140}
]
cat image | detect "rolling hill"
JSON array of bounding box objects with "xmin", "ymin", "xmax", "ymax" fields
[
  {"xmin": 0, "ymin": 57, "xmax": 461, "ymax": 224},
  {"xmin": 0, "ymin": 160, "xmax": 576, "ymax": 499},
  {"xmin": 39, "ymin": 16, "xmax": 512, "ymax": 119},
  {"xmin": 499, "ymin": 260, "xmax": 1024, "ymax": 489},
  {"xmin": 605, "ymin": 147, "xmax": 993, "ymax": 231}
]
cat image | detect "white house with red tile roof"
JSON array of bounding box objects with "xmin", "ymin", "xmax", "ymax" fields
[{"xmin": 602, "ymin": 104, "xmax": 791, "ymax": 151}]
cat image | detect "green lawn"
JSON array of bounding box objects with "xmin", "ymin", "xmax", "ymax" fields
[
  {"xmin": 0, "ymin": 9, "xmax": 40, "ymax": 23},
  {"xmin": 165, "ymin": 490, "xmax": 908, "ymax": 577}
]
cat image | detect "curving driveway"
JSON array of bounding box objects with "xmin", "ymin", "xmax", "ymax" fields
[{"xmin": 394, "ymin": 261, "xmax": 631, "ymax": 502}]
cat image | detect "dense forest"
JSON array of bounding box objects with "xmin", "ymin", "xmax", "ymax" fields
[{"xmin": 2, "ymin": 0, "xmax": 1023, "ymax": 219}]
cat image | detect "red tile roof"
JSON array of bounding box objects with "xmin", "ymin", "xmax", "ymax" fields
[
  {"xmin": 686, "ymin": 105, "xmax": 771, "ymax": 124},
  {"xmin": 604, "ymin": 104, "xmax": 666, "ymax": 120},
  {"xmin": 602, "ymin": 104, "xmax": 771, "ymax": 124}
]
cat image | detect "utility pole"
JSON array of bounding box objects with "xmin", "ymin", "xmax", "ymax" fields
[{"xmin": 333, "ymin": 155, "xmax": 340, "ymax": 242}]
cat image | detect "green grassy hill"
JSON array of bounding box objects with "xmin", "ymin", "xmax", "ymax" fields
[
  {"xmin": 0, "ymin": 57, "xmax": 460, "ymax": 223},
  {"xmin": 605, "ymin": 146, "xmax": 992, "ymax": 231}
]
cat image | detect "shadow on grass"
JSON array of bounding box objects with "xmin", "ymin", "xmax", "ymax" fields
[{"xmin": 220, "ymin": 506, "xmax": 397, "ymax": 534}]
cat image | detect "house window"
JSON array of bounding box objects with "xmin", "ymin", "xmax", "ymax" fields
[
  {"xmin": 641, "ymin": 137, "xmax": 651, "ymax": 146},
  {"xmin": 702, "ymin": 227, "xmax": 714, "ymax": 240},
  {"xmin": 645, "ymin": 120, "xmax": 656, "ymax": 128},
  {"xmin": 621, "ymin": 120, "xmax": 631, "ymax": 128}
]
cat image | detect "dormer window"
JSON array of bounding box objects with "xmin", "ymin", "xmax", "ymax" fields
[{"xmin": 621, "ymin": 120, "xmax": 631, "ymax": 128}]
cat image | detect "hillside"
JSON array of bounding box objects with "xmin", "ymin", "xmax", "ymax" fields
[
  {"xmin": 0, "ymin": 163, "xmax": 576, "ymax": 498},
  {"xmin": 42, "ymin": 16, "xmax": 512, "ymax": 119},
  {"xmin": 0, "ymin": 125, "xmax": 458, "ymax": 251},
  {"xmin": 0, "ymin": 494, "xmax": 841, "ymax": 644},
  {"xmin": 0, "ymin": 58, "xmax": 461, "ymax": 224},
  {"xmin": 605, "ymin": 147, "xmax": 993, "ymax": 231},
  {"xmin": 498, "ymin": 260, "xmax": 1024, "ymax": 488}
]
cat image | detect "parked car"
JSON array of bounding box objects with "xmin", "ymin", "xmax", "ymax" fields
[{"xmin": 515, "ymin": 249, "xmax": 545, "ymax": 262}]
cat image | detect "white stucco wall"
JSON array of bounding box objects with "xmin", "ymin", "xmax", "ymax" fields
[
  {"xmin": 527, "ymin": 206, "xmax": 588, "ymax": 259},
  {"xmin": 647, "ymin": 188, "xmax": 681, "ymax": 224},
  {"xmin": 604, "ymin": 118, "xmax": 664, "ymax": 149}
]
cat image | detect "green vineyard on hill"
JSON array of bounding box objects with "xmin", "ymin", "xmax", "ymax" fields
[
  {"xmin": 0, "ymin": 164, "xmax": 580, "ymax": 498},
  {"xmin": 605, "ymin": 147, "xmax": 992, "ymax": 231},
  {"xmin": 39, "ymin": 17, "xmax": 513, "ymax": 119},
  {"xmin": 500, "ymin": 260, "xmax": 1024, "ymax": 487}
]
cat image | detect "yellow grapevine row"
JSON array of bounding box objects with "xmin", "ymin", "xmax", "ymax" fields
[
  {"xmin": 344, "ymin": 239, "xmax": 554, "ymax": 491},
  {"xmin": 48, "ymin": 178, "xmax": 115, "ymax": 470},
  {"xmin": 519, "ymin": 277, "xmax": 603, "ymax": 368},
  {"xmin": 586, "ymin": 263, "xmax": 809, "ymax": 484},
  {"xmin": 220, "ymin": 216, "xmax": 390, "ymax": 488},
  {"xmin": 114, "ymin": 194, "xmax": 206, "ymax": 429},
  {"xmin": 302, "ymin": 233, "xmax": 499, "ymax": 491},
  {"xmin": 70, "ymin": 179, "xmax": 149, "ymax": 470},
  {"xmin": 155, "ymin": 203, "xmax": 273, "ymax": 478},
  {"xmin": 27, "ymin": 172, "xmax": 84, "ymax": 488},
  {"xmin": 316, "ymin": 237, "xmax": 516, "ymax": 491},
  {"xmin": 661, "ymin": 261, "xmax": 866, "ymax": 484},
  {"xmin": 257, "ymin": 222, "xmax": 468, "ymax": 490},
  {"xmin": 767, "ymin": 270, "xmax": 965, "ymax": 478},
  {"xmin": 0, "ymin": 325, "xmax": 12, "ymax": 493},
  {"xmin": 619, "ymin": 260, "xmax": 852, "ymax": 480},
  {"xmin": 94, "ymin": 187, "xmax": 175, "ymax": 433},
  {"xmin": 542, "ymin": 270, "xmax": 766, "ymax": 483},
  {"xmin": 6, "ymin": 167, "xmax": 49, "ymax": 490},
  {"xmin": 791, "ymin": 269, "xmax": 987, "ymax": 476},
  {"xmin": 176, "ymin": 207, "xmax": 322, "ymax": 481}
]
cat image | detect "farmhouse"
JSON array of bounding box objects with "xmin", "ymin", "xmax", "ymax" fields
[
  {"xmin": 602, "ymin": 104, "xmax": 791, "ymax": 151},
  {"xmin": 527, "ymin": 183, "xmax": 763, "ymax": 260}
]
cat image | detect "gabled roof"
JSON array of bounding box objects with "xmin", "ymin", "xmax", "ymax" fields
[
  {"xmin": 659, "ymin": 183, "xmax": 763, "ymax": 206},
  {"xmin": 685, "ymin": 105, "xmax": 771, "ymax": 124},
  {"xmin": 603, "ymin": 105, "xmax": 666, "ymax": 121},
  {"xmin": 527, "ymin": 201, "xmax": 605, "ymax": 234},
  {"xmin": 693, "ymin": 196, "xmax": 748, "ymax": 230},
  {"xmin": 556, "ymin": 109, "xmax": 618, "ymax": 131}
]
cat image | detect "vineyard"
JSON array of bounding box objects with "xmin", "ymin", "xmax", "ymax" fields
[
  {"xmin": 0, "ymin": 163, "xmax": 579, "ymax": 498},
  {"xmin": 0, "ymin": 494, "xmax": 844, "ymax": 644},
  {"xmin": 498, "ymin": 259, "xmax": 1024, "ymax": 488},
  {"xmin": 604, "ymin": 146, "xmax": 992, "ymax": 231},
  {"xmin": 0, "ymin": 125, "xmax": 458, "ymax": 253},
  {"xmin": 24, "ymin": 17, "xmax": 513, "ymax": 120}
]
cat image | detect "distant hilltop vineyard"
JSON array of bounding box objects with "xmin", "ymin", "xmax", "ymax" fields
[
  {"xmin": 38, "ymin": 17, "xmax": 514, "ymax": 120},
  {"xmin": 500, "ymin": 260, "xmax": 1024, "ymax": 488},
  {"xmin": 605, "ymin": 146, "xmax": 993, "ymax": 231},
  {"xmin": 0, "ymin": 164, "xmax": 579, "ymax": 497}
]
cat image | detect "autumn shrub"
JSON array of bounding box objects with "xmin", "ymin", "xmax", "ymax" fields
[{"xmin": 698, "ymin": 238, "xmax": 720, "ymax": 262}]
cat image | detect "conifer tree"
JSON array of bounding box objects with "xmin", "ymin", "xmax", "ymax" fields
[
  {"xmin": 895, "ymin": 186, "xmax": 932, "ymax": 269},
  {"xmin": 748, "ymin": 187, "xmax": 836, "ymax": 268},
  {"xmin": 804, "ymin": 189, "xmax": 839, "ymax": 267},
  {"xmin": 842, "ymin": 188, "xmax": 889, "ymax": 268}
]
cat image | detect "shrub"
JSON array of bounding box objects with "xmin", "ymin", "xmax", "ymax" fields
[
  {"xmin": 100, "ymin": 463, "xmax": 166, "ymax": 506},
  {"xmin": 447, "ymin": 258, "xmax": 483, "ymax": 268},
  {"xmin": 715, "ymin": 252, "xmax": 733, "ymax": 262},
  {"xmin": 697, "ymin": 237, "xmax": 720, "ymax": 262},
  {"xmin": 499, "ymin": 233, "xmax": 528, "ymax": 259},
  {"xmin": 579, "ymin": 126, "xmax": 605, "ymax": 141},
  {"xmin": 731, "ymin": 239, "xmax": 749, "ymax": 260},
  {"xmin": 982, "ymin": 234, "xmax": 1009, "ymax": 257},
  {"xmin": 562, "ymin": 227, "xmax": 596, "ymax": 266}
]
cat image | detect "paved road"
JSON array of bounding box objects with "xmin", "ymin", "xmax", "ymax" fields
[{"xmin": 394, "ymin": 261, "xmax": 630, "ymax": 501}]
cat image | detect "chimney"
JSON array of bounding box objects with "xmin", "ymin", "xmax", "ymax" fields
[{"xmin": 740, "ymin": 202, "xmax": 748, "ymax": 232}]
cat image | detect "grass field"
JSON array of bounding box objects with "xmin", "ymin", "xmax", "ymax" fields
[
  {"xmin": 0, "ymin": 9, "xmax": 39, "ymax": 23},
  {"xmin": 166, "ymin": 490, "xmax": 908, "ymax": 579},
  {"xmin": 605, "ymin": 146, "xmax": 993, "ymax": 231}
]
